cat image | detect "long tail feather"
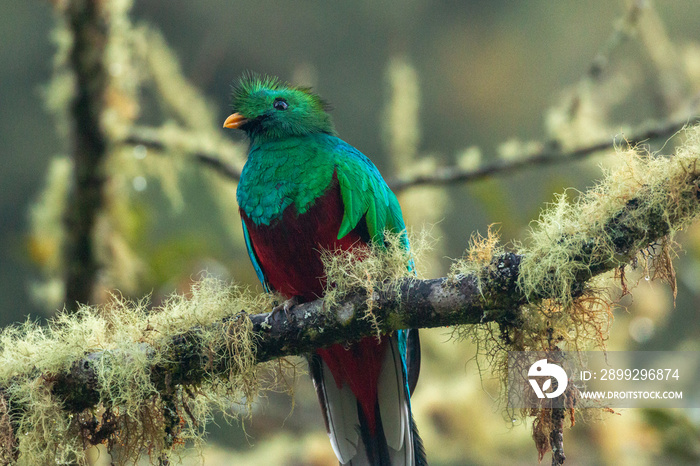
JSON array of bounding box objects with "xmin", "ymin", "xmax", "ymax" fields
[
  {"xmin": 310, "ymin": 353, "xmax": 360, "ymax": 463},
  {"xmin": 311, "ymin": 332, "xmax": 427, "ymax": 465},
  {"xmin": 405, "ymin": 329, "xmax": 421, "ymax": 395},
  {"xmin": 354, "ymin": 402, "xmax": 391, "ymax": 465},
  {"xmin": 410, "ymin": 411, "xmax": 427, "ymax": 466}
]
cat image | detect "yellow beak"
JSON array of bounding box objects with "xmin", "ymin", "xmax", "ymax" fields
[{"xmin": 223, "ymin": 113, "xmax": 248, "ymax": 129}]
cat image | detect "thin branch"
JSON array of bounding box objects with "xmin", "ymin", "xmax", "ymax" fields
[
  {"xmin": 122, "ymin": 125, "xmax": 243, "ymax": 181},
  {"xmin": 124, "ymin": 117, "xmax": 700, "ymax": 195},
  {"xmin": 193, "ymin": 153, "xmax": 242, "ymax": 182},
  {"xmin": 588, "ymin": 0, "xmax": 646, "ymax": 80},
  {"xmin": 550, "ymin": 404, "xmax": 567, "ymax": 466},
  {"xmin": 62, "ymin": 0, "xmax": 110, "ymax": 311},
  {"xmin": 388, "ymin": 115, "xmax": 700, "ymax": 192}
]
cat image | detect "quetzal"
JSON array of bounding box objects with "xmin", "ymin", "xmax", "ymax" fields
[{"xmin": 224, "ymin": 74, "xmax": 425, "ymax": 466}]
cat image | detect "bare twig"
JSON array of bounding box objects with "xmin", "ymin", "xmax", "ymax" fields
[
  {"xmin": 122, "ymin": 125, "xmax": 243, "ymax": 181},
  {"xmin": 588, "ymin": 0, "xmax": 646, "ymax": 79},
  {"xmin": 550, "ymin": 405, "xmax": 567, "ymax": 466},
  {"xmin": 388, "ymin": 116, "xmax": 700, "ymax": 192},
  {"xmin": 126, "ymin": 117, "xmax": 699, "ymax": 195}
]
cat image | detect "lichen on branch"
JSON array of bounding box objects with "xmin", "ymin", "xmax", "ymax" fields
[{"xmin": 0, "ymin": 279, "xmax": 273, "ymax": 465}]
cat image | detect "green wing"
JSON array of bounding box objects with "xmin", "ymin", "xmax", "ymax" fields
[
  {"xmin": 330, "ymin": 137, "xmax": 419, "ymax": 396},
  {"xmin": 330, "ymin": 137, "xmax": 408, "ymax": 250}
]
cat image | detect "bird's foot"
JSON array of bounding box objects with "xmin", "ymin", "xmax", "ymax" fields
[{"xmin": 271, "ymin": 297, "xmax": 299, "ymax": 324}]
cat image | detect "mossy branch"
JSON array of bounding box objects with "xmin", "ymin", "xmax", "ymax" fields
[{"xmin": 50, "ymin": 255, "xmax": 521, "ymax": 414}]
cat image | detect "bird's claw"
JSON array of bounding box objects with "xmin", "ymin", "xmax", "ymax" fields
[{"xmin": 271, "ymin": 297, "xmax": 299, "ymax": 324}]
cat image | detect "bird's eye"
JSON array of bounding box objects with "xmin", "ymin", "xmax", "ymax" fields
[{"xmin": 273, "ymin": 98, "xmax": 288, "ymax": 110}]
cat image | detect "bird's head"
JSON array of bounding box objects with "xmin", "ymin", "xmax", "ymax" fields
[{"xmin": 224, "ymin": 73, "xmax": 336, "ymax": 142}]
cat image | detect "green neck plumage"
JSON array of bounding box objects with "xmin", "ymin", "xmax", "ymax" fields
[{"xmin": 237, "ymin": 134, "xmax": 337, "ymax": 226}]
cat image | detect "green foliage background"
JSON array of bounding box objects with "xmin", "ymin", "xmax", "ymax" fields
[{"xmin": 1, "ymin": 1, "xmax": 700, "ymax": 464}]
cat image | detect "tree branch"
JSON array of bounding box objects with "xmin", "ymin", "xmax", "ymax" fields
[
  {"xmin": 51, "ymin": 256, "xmax": 521, "ymax": 413},
  {"xmin": 122, "ymin": 125, "xmax": 243, "ymax": 181},
  {"xmin": 388, "ymin": 116, "xmax": 700, "ymax": 192},
  {"xmin": 62, "ymin": 0, "xmax": 110, "ymax": 311},
  {"xmin": 125, "ymin": 116, "xmax": 700, "ymax": 194}
]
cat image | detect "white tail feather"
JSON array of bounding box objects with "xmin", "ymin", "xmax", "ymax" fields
[
  {"xmin": 314, "ymin": 334, "xmax": 415, "ymax": 465},
  {"xmin": 318, "ymin": 359, "xmax": 360, "ymax": 463},
  {"xmin": 381, "ymin": 336, "xmax": 414, "ymax": 466},
  {"xmin": 378, "ymin": 338, "xmax": 406, "ymax": 451}
]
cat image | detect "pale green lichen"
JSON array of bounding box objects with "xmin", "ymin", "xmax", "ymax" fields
[
  {"xmin": 520, "ymin": 127, "xmax": 700, "ymax": 309},
  {"xmin": 447, "ymin": 125, "xmax": 700, "ymax": 452},
  {"xmin": 383, "ymin": 56, "xmax": 448, "ymax": 278},
  {"xmin": 448, "ymin": 225, "xmax": 502, "ymax": 287},
  {"xmin": 0, "ymin": 277, "xmax": 275, "ymax": 465},
  {"xmin": 28, "ymin": 156, "xmax": 72, "ymax": 310},
  {"xmin": 321, "ymin": 229, "xmax": 431, "ymax": 335}
]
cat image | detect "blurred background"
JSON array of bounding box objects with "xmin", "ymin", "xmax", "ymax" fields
[{"xmin": 2, "ymin": 0, "xmax": 700, "ymax": 464}]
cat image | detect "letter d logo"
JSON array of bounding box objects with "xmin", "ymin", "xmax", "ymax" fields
[{"xmin": 528, "ymin": 358, "xmax": 568, "ymax": 399}]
